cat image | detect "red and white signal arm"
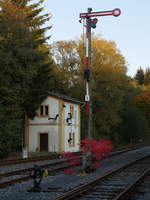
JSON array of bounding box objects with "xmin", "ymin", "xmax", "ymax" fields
[
  {"xmin": 113, "ymin": 8, "xmax": 121, "ymax": 17},
  {"xmin": 80, "ymin": 8, "xmax": 121, "ymax": 18}
]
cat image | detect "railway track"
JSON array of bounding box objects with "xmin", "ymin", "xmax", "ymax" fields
[
  {"xmin": 0, "ymin": 145, "xmax": 148, "ymax": 190},
  {"xmin": 0, "ymin": 163, "xmax": 80, "ymax": 188},
  {"xmin": 116, "ymin": 167, "xmax": 150, "ymax": 200},
  {"xmin": 0, "ymin": 151, "xmax": 82, "ymax": 167},
  {"xmin": 0, "ymin": 154, "xmax": 59, "ymax": 166},
  {"xmin": 0, "ymin": 159, "xmax": 69, "ymax": 178},
  {"xmin": 0, "ymin": 149, "xmax": 126, "ymax": 188},
  {"xmin": 53, "ymin": 155, "xmax": 150, "ymax": 200},
  {"xmin": 0, "ymin": 157, "xmax": 81, "ymax": 188},
  {"xmin": 0, "ymin": 143, "xmax": 146, "ymax": 167}
]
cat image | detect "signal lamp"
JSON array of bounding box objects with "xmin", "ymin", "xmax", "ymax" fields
[{"xmin": 90, "ymin": 18, "xmax": 98, "ymax": 28}]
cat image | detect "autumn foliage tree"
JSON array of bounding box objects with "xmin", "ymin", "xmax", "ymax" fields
[
  {"xmin": 117, "ymin": 90, "xmax": 148, "ymax": 144},
  {"xmin": 90, "ymin": 36, "xmax": 128, "ymax": 135},
  {"xmin": 52, "ymin": 35, "xmax": 128, "ymax": 139},
  {"xmin": 135, "ymin": 93, "xmax": 150, "ymax": 129},
  {"xmin": 52, "ymin": 40, "xmax": 82, "ymax": 96}
]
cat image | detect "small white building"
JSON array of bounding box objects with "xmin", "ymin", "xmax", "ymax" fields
[{"xmin": 25, "ymin": 92, "xmax": 83, "ymax": 153}]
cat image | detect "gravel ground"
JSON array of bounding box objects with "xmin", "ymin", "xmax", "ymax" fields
[
  {"xmin": 0, "ymin": 174, "xmax": 27, "ymax": 184},
  {"xmin": 0, "ymin": 158, "xmax": 66, "ymax": 174},
  {"xmin": 129, "ymin": 173, "xmax": 150, "ymax": 200},
  {"xmin": 0, "ymin": 146, "xmax": 150, "ymax": 200}
]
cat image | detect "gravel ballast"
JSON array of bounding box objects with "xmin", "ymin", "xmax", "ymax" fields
[
  {"xmin": 0, "ymin": 146, "xmax": 150, "ymax": 200},
  {"xmin": 0, "ymin": 158, "xmax": 66, "ymax": 174}
]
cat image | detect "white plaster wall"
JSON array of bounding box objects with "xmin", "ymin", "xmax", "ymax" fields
[
  {"xmin": 64, "ymin": 126, "xmax": 80, "ymax": 152},
  {"xmin": 63, "ymin": 102, "xmax": 80, "ymax": 152},
  {"xmin": 74, "ymin": 104, "xmax": 79, "ymax": 125},
  {"xmin": 28, "ymin": 95, "xmax": 81, "ymax": 153},
  {"xmin": 64, "ymin": 103, "xmax": 79, "ymax": 125},
  {"xmin": 29, "ymin": 128, "xmax": 37, "ymax": 152},
  {"xmin": 64, "ymin": 102, "xmax": 70, "ymax": 125},
  {"xmin": 29, "ymin": 125, "xmax": 59, "ymax": 152},
  {"xmin": 29, "ymin": 96, "xmax": 59, "ymax": 124}
]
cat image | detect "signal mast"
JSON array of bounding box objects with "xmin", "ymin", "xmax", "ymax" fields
[{"xmin": 79, "ymin": 8, "xmax": 121, "ymax": 140}]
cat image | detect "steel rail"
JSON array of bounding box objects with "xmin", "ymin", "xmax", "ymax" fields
[
  {"xmin": 0, "ymin": 146, "xmax": 137, "ymax": 179},
  {"xmin": 112, "ymin": 167, "xmax": 150, "ymax": 200},
  {"xmin": 0, "ymin": 152, "xmax": 82, "ymax": 166},
  {"xmin": 0, "ymin": 146, "xmax": 148, "ymax": 189},
  {"xmin": 0, "ymin": 159, "xmax": 68, "ymax": 178},
  {"xmin": 0, "ymin": 163, "xmax": 80, "ymax": 188},
  {"xmin": 0, "ymin": 148, "xmax": 132, "ymax": 188},
  {"xmin": 0, "ymin": 144, "xmax": 146, "ymax": 166},
  {"xmin": 54, "ymin": 155, "xmax": 150, "ymax": 200},
  {"xmin": 0, "ymin": 155, "xmax": 59, "ymax": 166},
  {"xmin": 0, "ymin": 146, "xmax": 134, "ymax": 179}
]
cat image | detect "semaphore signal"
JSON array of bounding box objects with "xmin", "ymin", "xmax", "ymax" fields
[
  {"xmin": 79, "ymin": 7, "xmax": 121, "ymax": 141},
  {"xmin": 80, "ymin": 8, "xmax": 121, "ymax": 18}
]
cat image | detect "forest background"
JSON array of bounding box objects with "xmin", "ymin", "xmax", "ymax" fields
[{"xmin": 0, "ymin": 0, "xmax": 150, "ymax": 158}]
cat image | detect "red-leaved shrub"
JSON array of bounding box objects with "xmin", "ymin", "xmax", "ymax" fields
[{"xmin": 60, "ymin": 138, "xmax": 113, "ymax": 174}]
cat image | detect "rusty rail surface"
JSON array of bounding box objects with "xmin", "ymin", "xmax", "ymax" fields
[
  {"xmin": 0, "ymin": 155, "xmax": 59, "ymax": 166},
  {"xmin": 54, "ymin": 155, "xmax": 150, "ymax": 200},
  {"xmin": 0, "ymin": 143, "xmax": 147, "ymax": 166},
  {"xmin": 0, "ymin": 162, "xmax": 80, "ymax": 188},
  {"xmin": 112, "ymin": 167, "xmax": 150, "ymax": 200},
  {"xmin": 0, "ymin": 145, "xmax": 148, "ymax": 189},
  {"xmin": 0, "ymin": 151, "xmax": 82, "ymax": 166}
]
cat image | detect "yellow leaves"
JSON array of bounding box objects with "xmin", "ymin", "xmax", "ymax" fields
[
  {"xmin": 129, "ymin": 79, "xmax": 150, "ymax": 92},
  {"xmin": 134, "ymin": 93, "xmax": 150, "ymax": 123},
  {"xmin": 0, "ymin": 0, "xmax": 27, "ymax": 34},
  {"xmin": 90, "ymin": 35, "xmax": 127, "ymax": 76},
  {"xmin": 51, "ymin": 35, "xmax": 128, "ymax": 133}
]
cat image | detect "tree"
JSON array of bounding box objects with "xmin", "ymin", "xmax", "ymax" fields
[
  {"xmin": 134, "ymin": 67, "xmax": 145, "ymax": 85},
  {"xmin": 118, "ymin": 93, "xmax": 148, "ymax": 145},
  {"xmin": 52, "ymin": 40, "xmax": 83, "ymax": 96},
  {"xmin": 90, "ymin": 36, "xmax": 127, "ymax": 135},
  {"xmin": 0, "ymin": 0, "xmax": 53, "ymax": 157},
  {"xmin": 135, "ymin": 92, "xmax": 150, "ymax": 129},
  {"xmin": 52, "ymin": 35, "xmax": 128, "ymax": 139},
  {"xmin": 144, "ymin": 67, "xmax": 150, "ymax": 85}
]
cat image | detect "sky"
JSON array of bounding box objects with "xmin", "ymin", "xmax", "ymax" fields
[{"xmin": 40, "ymin": 0, "xmax": 150, "ymax": 77}]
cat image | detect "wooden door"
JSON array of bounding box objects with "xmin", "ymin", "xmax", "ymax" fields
[{"xmin": 40, "ymin": 133, "xmax": 48, "ymax": 152}]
